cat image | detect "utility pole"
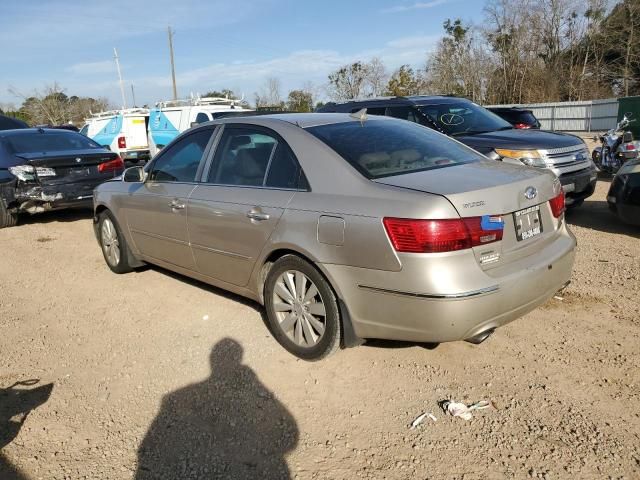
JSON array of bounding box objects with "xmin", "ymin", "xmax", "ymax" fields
[
  {"xmin": 113, "ymin": 47, "xmax": 127, "ymax": 109},
  {"xmin": 168, "ymin": 26, "xmax": 178, "ymax": 100},
  {"xmin": 131, "ymin": 84, "xmax": 137, "ymax": 107}
]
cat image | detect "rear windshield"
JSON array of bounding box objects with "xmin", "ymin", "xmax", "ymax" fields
[
  {"xmin": 306, "ymin": 119, "xmax": 484, "ymax": 179},
  {"xmin": 494, "ymin": 110, "xmax": 537, "ymax": 125},
  {"xmin": 5, "ymin": 132, "xmax": 102, "ymax": 154}
]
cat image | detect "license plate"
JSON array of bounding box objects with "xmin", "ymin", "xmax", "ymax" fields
[{"xmin": 513, "ymin": 205, "xmax": 543, "ymax": 242}]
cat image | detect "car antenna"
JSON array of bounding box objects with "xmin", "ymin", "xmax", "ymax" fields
[{"xmin": 349, "ymin": 108, "xmax": 368, "ymax": 126}]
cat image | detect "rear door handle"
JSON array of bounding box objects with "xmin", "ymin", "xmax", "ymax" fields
[
  {"xmin": 169, "ymin": 199, "xmax": 185, "ymax": 210},
  {"xmin": 246, "ymin": 210, "xmax": 270, "ymax": 221}
]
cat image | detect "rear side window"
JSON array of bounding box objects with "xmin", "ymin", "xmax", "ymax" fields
[
  {"xmin": 306, "ymin": 119, "xmax": 484, "ymax": 179},
  {"xmin": 208, "ymin": 128, "xmax": 277, "ymax": 186},
  {"xmin": 265, "ymin": 144, "xmax": 307, "ymax": 189},
  {"xmin": 195, "ymin": 112, "xmax": 210, "ymax": 124},
  {"xmin": 5, "ymin": 132, "xmax": 102, "ymax": 153}
]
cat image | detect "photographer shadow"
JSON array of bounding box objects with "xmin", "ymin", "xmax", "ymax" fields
[
  {"xmin": 0, "ymin": 379, "xmax": 54, "ymax": 480},
  {"xmin": 136, "ymin": 338, "xmax": 298, "ymax": 480}
]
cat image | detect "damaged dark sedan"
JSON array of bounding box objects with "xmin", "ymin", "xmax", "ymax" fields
[{"xmin": 0, "ymin": 128, "xmax": 124, "ymax": 228}]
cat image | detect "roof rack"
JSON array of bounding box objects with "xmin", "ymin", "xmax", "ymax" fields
[
  {"xmin": 87, "ymin": 108, "xmax": 149, "ymax": 118},
  {"xmin": 155, "ymin": 96, "xmax": 240, "ymax": 108}
]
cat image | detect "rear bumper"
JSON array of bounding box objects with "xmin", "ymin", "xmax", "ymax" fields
[
  {"xmin": 13, "ymin": 182, "xmax": 97, "ymax": 212},
  {"xmin": 121, "ymin": 150, "xmax": 150, "ymax": 162},
  {"xmin": 322, "ymin": 223, "xmax": 576, "ymax": 343}
]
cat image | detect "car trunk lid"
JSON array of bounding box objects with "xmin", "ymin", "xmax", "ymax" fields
[
  {"xmin": 374, "ymin": 160, "xmax": 562, "ymax": 269},
  {"xmin": 16, "ymin": 150, "xmax": 121, "ymax": 185}
]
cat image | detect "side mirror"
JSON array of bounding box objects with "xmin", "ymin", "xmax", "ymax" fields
[{"xmin": 123, "ymin": 166, "xmax": 145, "ymax": 183}]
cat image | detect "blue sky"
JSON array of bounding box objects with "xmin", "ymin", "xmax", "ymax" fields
[{"xmin": 0, "ymin": 0, "xmax": 485, "ymax": 108}]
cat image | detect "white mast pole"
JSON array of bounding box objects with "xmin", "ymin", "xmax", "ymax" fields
[{"xmin": 114, "ymin": 47, "xmax": 127, "ymax": 109}]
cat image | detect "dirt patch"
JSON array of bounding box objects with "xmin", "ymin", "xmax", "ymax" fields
[{"xmin": 0, "ymin": 181, "xmax": 638, "ymax": 479}]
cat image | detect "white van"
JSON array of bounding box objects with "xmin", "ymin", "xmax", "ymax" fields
[
  {"xmin": 148, "ymin": 97, "xmax": 252, "ymax": 156},
  {"xmin": 81, "ymin": 109, "xmax": 150, "ymax": 163}
]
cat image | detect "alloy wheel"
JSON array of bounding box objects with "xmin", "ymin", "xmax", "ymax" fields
[
  {"xmin": 101, "ymin": 218, "xmax": 121, "ymax": 267},
  {"xmin": 272, "ymin": 270, "xmax": 327, "ymax": 347}
]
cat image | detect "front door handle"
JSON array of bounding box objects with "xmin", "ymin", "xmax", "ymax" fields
[
  {"xmin": 169, "ymin": 199, "xmax": 185, "ymax": 210},
  {"xmin": 247, "ymin": 210, "xmax": 270, "ymax": 221}
]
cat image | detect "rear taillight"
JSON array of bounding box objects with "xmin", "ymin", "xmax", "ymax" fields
[
  {"xmin": 514, "ymin": 123, "xmax": 531, "ymax": 129},
  {"xmin": 549, "ymin": 191, "xmax": 565, "ymax": 218},
  {"xmin": 625, "ymin": 143, "xmax": 636, "ymax": 151},
  {"xmin": 118, "ymin": 136, "xmax": 127, "ymax": 149},
  {"xmin": 98, "ymin": 156, "xmax": 124, "ymax": 173},
  {"xmin": 383, "ymin": 216, "xmax": 503, "ymax": 253}
]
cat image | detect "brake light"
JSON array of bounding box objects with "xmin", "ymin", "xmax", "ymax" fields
[
  {"xmin": 383, "ymin": 216, "xmax": 503, "ymax": 253},
  {"xmin": 98, "ymin": 156, "xmax": 124, "ymax": 173},
  {"xmin": 549, "ymin": 191, "xmax": 565, "ymax": 218},
  {"xmin": 625, "ymin": 143, "xmax": 636, "ymax": 151},
  {"xmin": 514, "ymin": 123, "xmax": 531, "ymax": 129},
  {"xmin": 118, "ymin": 136, "xmax": 127, "ymax": 149}
]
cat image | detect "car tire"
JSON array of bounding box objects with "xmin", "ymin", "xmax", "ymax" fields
[
  {"xmin": 264, "ymin": 255, "xmax": 341, "ymax": 361},
  {"xmin": 0, "ymin": 200, "xmax": 17, "ymax": 228},
  {"xmin": 98, "ymin": 210, "xmax": 133, "ymax": 274}
]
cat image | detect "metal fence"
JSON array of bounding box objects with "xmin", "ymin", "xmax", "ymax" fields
[{"xmin": 485, "ymin": 98, "xmax": 619, "ymax": 132}]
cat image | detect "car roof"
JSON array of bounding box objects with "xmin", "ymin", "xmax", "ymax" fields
[
  {"xmin": 320, "ymin": 95, "xmax": 473, "ymax": 109},
  {"xmin": 213, "ymin": 112, "xmax": 395, "ymax": 129},
  {"xmin": 488, "ymin": 107, "xmax": 533, "ymax": 113}
]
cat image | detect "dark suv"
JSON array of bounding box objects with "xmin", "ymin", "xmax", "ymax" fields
[
  {"xmin": 317, "ymin": 96, "xmax": 596, "ymax": 207},
  {"xmin": 488, "ymin": 107, "xmax": 541, "ymax": 129}
]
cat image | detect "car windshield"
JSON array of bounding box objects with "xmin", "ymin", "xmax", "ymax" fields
[
  {"xmin": 306, "ymin": 119, "xmax": 485, "ymax": 179},
  {"xmin": 5, "ymin": 132, "xmax": 102, "ymax": 154},
  {"xmin": 416, "ymin": 102, "xmax": 512, "ymax": 136}
]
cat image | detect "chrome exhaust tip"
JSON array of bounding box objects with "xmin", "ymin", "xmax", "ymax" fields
[{"xmin": 465, "ymin": 328, "xmax": 495, "ymax": 345}]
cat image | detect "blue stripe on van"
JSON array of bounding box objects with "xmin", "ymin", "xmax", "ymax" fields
[
  {"xmin": 149, "ymin": 109, "xmax": 179, "ymax": 147},
  {"xmin": 91, "ymin": 115, "xmax": 122, "ymax": 149}
]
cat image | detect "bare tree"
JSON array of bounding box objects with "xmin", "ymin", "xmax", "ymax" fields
[
  {"xmin": 10, "ymin": 83, "xmax": 110, "ymax": 125},
  {"xmin": 254, "ymin": 77, "xmax": 284, "ymax": 109}
]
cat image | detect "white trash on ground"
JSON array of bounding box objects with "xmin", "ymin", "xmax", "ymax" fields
[
  {"xmin": 409, "ymin": 412, "xmax": 437, "ymax": 429},
  {"xmin": 442, "ymin": 400, "xmax": 494, "ymax": 420}
]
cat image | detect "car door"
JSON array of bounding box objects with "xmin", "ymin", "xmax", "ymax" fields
[
  {"xmin": 125, "ymin": 127, "xmax": 215, "ymax": 270},
  {"xmin": 188, "ymin": 125, "xmax": 307, "ymax": 287}
]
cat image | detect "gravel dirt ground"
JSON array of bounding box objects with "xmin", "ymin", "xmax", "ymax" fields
[{"xmin": 1, "ymin": 169, "xmax": 639, "ymax": 479}]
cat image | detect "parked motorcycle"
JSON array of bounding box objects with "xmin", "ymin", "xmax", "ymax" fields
[{"xmin": 592, "ymin": 113, "xmax": 638, "ymax": 174}]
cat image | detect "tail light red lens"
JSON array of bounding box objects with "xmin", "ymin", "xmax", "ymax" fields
[
  {"xmin": 117, "ymin": 136, "xmax": 127, "ymax": 149},
  {"xmin": 625, "ymin": 143, "xmax": 636, "ymax": 151},
  {"xmin": 549, "ymin": 191, "xmax": 565, "ymax": 218},
  {"xmin": 98, "ymin": 156, "xmax": 124, "ymax": 173},
  {"xmin": 383, "ymin": 216, "xmax": 503, "ymax": 253},
  {"xmin": 514, "ymin": 123, "xmax": 531, "ymax": 129}
]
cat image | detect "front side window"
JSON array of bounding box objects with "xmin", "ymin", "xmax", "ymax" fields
[
  {"xmin": 149, "ymin": 129, "xmax": 213, "ymax": 182},
  {"xmin": 208, "ymin": 128, "xmax": 278, "ymax": 186},
  {"xmin": 306, "ymin": 119, "xmax": 485, "ymax": 179},
  {"xmin": 416, "ymin": 102, "xmax": 512, "ymax": 136}
]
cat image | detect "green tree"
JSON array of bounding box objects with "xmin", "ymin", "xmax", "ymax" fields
[
  {"xmin": 386, "ymin": 65, "xmax": 422, "ymax": 97},
  {"xmin": 286, "ymin": 90, "xmax": 313, "ymax": 112}
]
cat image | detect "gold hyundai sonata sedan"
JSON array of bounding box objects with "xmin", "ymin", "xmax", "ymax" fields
[{"xmin": 93, "ymin": 113, "xmax": 575, "ymax": 360}]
